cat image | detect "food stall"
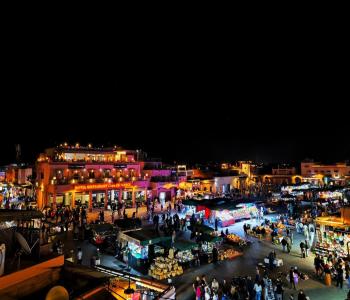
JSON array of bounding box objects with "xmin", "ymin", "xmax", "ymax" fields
[
  {"xmin": 198, "ymin": 234, "xmax": 222, "ymax": 263},
  {"xmin": 161, "ymin": 239, "xmax": 197, "ymax": 269},
  {"xmin": 183, "ymin": 198, "xmax": 258, "ymax": 227},
  {"xmin": 211, "ymin": 203, "xmax": 258, "ymax": 227},
  {"xmin": 182, "ymin": 199, "xmax": 209, "ymax": 220},
  {"xmin": 118, "ymin": 229, "xmax": 171, "ymax": 270},
  {"xmin": 315, "ymin": 215, "xmax": 350, "ymax": 259}
]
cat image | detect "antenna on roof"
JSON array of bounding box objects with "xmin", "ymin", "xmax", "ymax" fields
[{"xmin": 15, "ymin": 144, "xmax": 21, "ymax": 162}]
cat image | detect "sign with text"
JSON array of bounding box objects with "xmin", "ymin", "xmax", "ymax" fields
[
  {"xmin": 75, "ymin": 183, "xmax": 134, "ymax": 191},
  {"xmin": 114, "ymin": 164, "xmax": 127, "ymax": 169}
]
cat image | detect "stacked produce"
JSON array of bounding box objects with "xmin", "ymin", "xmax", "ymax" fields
[
  {"xmin": 226, "ymin": 234, "xmax": 242, "ymax": 243},
  {"xmin": 148, "ymin": 257, "xmax": 183, "ymax": 280},
  {"xmin": 218, "ymin": 248, "xmax": 241, "ymax": 260},
  {"xmin": 176, "ymin": 250, "xmax": 194, "ymax": 263}
]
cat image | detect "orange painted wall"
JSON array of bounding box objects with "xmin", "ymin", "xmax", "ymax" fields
[{"xmin": 0, "ymin": 255, "xmax": 64, "ymax": 298}]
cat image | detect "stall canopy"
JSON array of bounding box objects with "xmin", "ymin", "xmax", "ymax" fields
[
  {"xmin": 190, "ymin": 224, "xmax": 214, "ymax": 234},
  {"xmin": 184, "ymin": 197, "xmax": 255, "ymax": 211},
  {"xmin": 114, "ymin": 218, "xmax": 142, "ymax": 231},
  {"xmin": 182, "ymin": 199, "xmax": 205, "ymax": 206},
  {"xmin": 0, "ymin": 209, "xmax": 44, "ymax": 222},
  {"xmin": 88, "ymin": 223, "xmax": 115, "ymax": 233},
  {"xmin": 162, "ymin": 238, "xmax": 197, "ymax": 251},
  {"xmin": 119, "ymin": 228, "xmax": 171, "ymax": 246},
  {"xmin": 201, "ymin": 234, "xmax": 222, "ymax": 243}
]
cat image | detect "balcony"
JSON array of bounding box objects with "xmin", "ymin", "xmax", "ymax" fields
[
  {"xmin": 150, "ymin": 176, "xmax": 178, "ymax": 183},
  {"xmin": 52, "ymin": 176, "xmax": 148, "ymax": 185},
  {"xmin": 50, "ymin": 158, "xmax": 133, "ymax": 164}
]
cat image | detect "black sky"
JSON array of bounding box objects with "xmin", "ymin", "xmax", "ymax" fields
[{"xmin": 1, "ymin": 34, "xmax": 349, "ymax": 165}]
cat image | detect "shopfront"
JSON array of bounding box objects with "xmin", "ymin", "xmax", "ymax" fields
[
  {"xmin": 47, "ymin": 181, "xmax": 149, "ymax": 210},
  {"xmin": 315, "ymin": 216, "xmax": 350, "ymax": 258}
]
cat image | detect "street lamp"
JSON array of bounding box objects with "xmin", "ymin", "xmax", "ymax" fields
[{"xmin": 124, "ymin": 275, "xmax": 134, "ymax": 295}]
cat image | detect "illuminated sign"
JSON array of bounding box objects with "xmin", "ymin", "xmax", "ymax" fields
[
  {"xmin": 114, "ymin": 164, "xmax": 127, "ymax": 169},
  {"xmin": 75, "ymin": 183, "xmax": 134, "ymax": 191},
  {"xmin": 162, "ymin": 183, "xmax": 178, "ymax": 189},
  {"xmin": 68, "ymin": 164, "xmax": 85, "ymax": 169}
]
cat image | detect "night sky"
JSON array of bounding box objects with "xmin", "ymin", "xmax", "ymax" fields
[{"xmin": 1, "ymin": 44, "xmax": 349, "ymax": 165}]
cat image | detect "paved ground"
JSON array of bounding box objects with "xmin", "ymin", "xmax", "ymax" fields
[
  {"xmin": 171, "ymin": 217, "xmax": 347, "ymax": 300},
  {"xmin": 59, "ymin": 211, "xmax": 348, "ymax": 300}
]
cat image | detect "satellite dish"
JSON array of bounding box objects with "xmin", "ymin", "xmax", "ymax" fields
[
  {"xmin": 13, "ymin": 232, "xmax": 39, "ymax": 270},
  {"xmin": 45, "ymin": 286, "xmax": 69, "ymax": 300},
  {"xmin": 15, "ymin": 233, "xmax": 31, "ymax": 255}
]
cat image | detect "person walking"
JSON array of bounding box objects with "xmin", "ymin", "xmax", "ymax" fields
[
  {"xmin": 289, "ymin": 268, "xmax": 296, "ymax": 290},
  {"xmin": 255, "ymin": 266, "xmax": 260, "ymax": 282},
  {"xmin": 336, "ymin": 265, "xmax": 344, "ymax": 289},
  {"xmin": 314, "ymin": 254, "xmax": 322, "ymax": 277},
  {"xmin": 211, "ymin": 277, "xmax": 219, "ymax": 294},
  {"xmin": 293, "ymin": 269, "xmax": 299, "ymax": 290},
  {"xmin": 204, "ymin": 285, "xmax": 211, "ymax": 300},
  {"xmin": 304, "ymin": 239, "xmax": 310, "ymax": 257},
  {"xmin": 195, "ymin": 285, "xmax": 202, "ymax": 300},
  {"xmin": 281, "ymin": 237, "xmax": 287, "ymax": 252},
  {"xmin": 171, "ymin": 230, "xmax": 176, "ymax": 247},
  {"xmin": 287, "ymin": 239, "xmax": 291, "ymax": 253},
  {"xmin": 297, "ymin": 289, "xmax": 307, "ymax": 300},
  {"xmin": 274, "ymin": 278, "xmax": 284, "ymax": 300},
  {"xmin": 309, "ymin": 223, "xmax": 315, "ymax": 244},
  {"xmin": 324, "ymin": 263, "xmax": 332, "ymax": 286},
  {"xmin": 193, "ymin": 276, "xmax": 201, "ymax": 298},
  {"xmin": 299, "ymin": 241, "xmax": 306, "ymax": 258},
  {"xmin": 254, "ymin": 280, "xmax": 262, "ymax": 300},
  {"xmin": 77, "ymin": 247, "xmax": 83, "ymax": 264},
  {"xmin": 243, "ymin": 224, "xmax": 247, "ymax": 236}
]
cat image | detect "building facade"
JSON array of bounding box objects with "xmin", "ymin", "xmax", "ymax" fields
[
  {"xmin": 36, "ymin": 145, "xmax": 181, "ymax": 210},
  {"xmin": 262, "ymin": 165, "xmax": 301, "ymax": 185},
  {"xmin": 301, "ymin": 161, "xmax": 350, "ymax": 185}
]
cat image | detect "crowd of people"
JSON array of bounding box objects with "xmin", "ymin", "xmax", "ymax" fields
[
  {"xmin": 314, "ymin": 254, "xmax": 348, "ymax": 288},
  {"xmin": 192, "ymin": 272, "xmax": 311, "ymax": 300},
  {"xmin": 36, "ymin": 191, "xmax": 349, "ymax": 300}
]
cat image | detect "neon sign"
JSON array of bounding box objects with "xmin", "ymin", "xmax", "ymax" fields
[{"xmin": 75, "ymin": 183, "xmax": 134, "ymax": 191}]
